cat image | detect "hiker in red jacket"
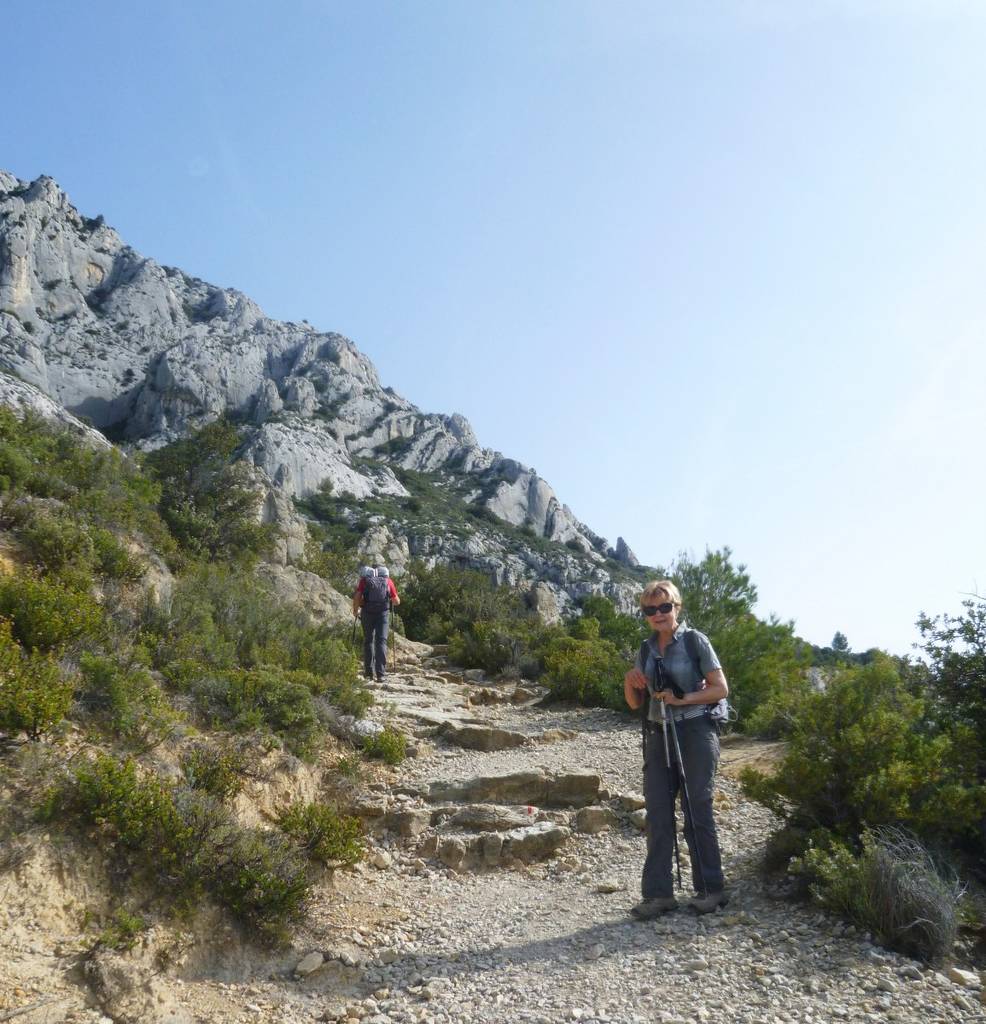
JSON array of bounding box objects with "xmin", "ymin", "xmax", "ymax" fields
[{"xmin": 352, "ymin": 566, "xmax": 400, "ymax": 681}]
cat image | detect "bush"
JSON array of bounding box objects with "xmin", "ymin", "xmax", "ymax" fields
[
  {"xmin": 541, "ymin": 635, "xmax": 626, "ymax": 709},
  {"xmin": 180, "ymin": 744, "xmax": 246, "ymax": 802},
  {"xmin": 0, "ymin": 620, "xmax": 73, "ymax": 739},
  {"xmin": 575, "ymin": 595, "xmax": 647, "ymax": 656},
  {"xmin": 91, "ymin": 528, "xmax": 145, "ymax": 581},
  {"xmin": 16, "ymin": 510, "xmax": 94, "ymax": 574},
  {"xmin": 299, "ymin": 532, "xmax": 360, "ymax": 595},
  {"xmin": 143, "ymin": 418, "xmax": 276, "ymax": 561},
  {"xmin": 740, "ymin": 656, "xmax": 986, "ymax": 847},
  {"xmin": 277, "ymin": 801, "xmax": 364, "ymax": 865},
  {"xmin": 191, "ymin": 666, "xmax": 322, "ymax": 758},
  {"xmin": 335, "ymin": 752, "xmax": 364, "ymax": 781},
  {"xmin": 0, "ymin": 408, "xmax": 173, "ymax": 557},
  {"xmin": 47, "ymin": 757, "xmax": 313, "ymax": 944},
  {"xmin": 94, "ymin": 909, "xmax": 147, "ymax": 952},
  {"xmin": 0, "ymin": 571, "xmax": 105, "ymax": 652},
  {"xmin": 448, "ymin": 620, "xmax": 519, "ymax": 675},
  {"xmin": 794, "ymin": 828, "xmax": 962, "ymax": 963},
  {"xmin": 61, "ymin": 754, "xmax": 192, "ymax": 868},
  {"xmin": 78, "ymin": 653, "xmax": 177, "ymax": 748},
  {"xmin": 199, "ymin": 812, "xmax": 310, "ymax": 942},
  {"xmin": 400, "ymin": 562, "xmax": 526, "ymax": 644},
  {"xmin": 362, "ymin": 726, "xmax": 407, "ymax": 765},
  {"xmin": 148, "ymin": 565, "xmax": 371, "ymax": 720}
]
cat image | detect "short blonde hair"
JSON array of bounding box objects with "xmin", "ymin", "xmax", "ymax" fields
[{"xmin": 640, "ymin": 579, "xmax": 682, "ymax": 610}]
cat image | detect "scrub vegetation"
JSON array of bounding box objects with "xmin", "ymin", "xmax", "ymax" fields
[{"xmin": 0, "ymin": 411, "xmax": 372, "ymax": 944}]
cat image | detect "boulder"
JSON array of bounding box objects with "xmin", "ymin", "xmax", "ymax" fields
[
  {"xmin": 440, "ymin": 723, "xmax": 529, "ymax": 752},
  {"xmin": 254, "ymin": 562, "xmax": 351, "ymax": 626},
  {"xmin": 446, "ymin": 804, "xmax": 532, "ymax": 832},
  {"xmin": 383, "ymin": 808, "xmax": 432, "ymax": 837},
  {"xmin": 423, "ymin": 822, "xmax": 570, "ymax": 869},
  {"xmin": 422, "ymin": 769, "xmax": 600, "ymax": 808},
  {"xmin": 574, "ymin": 806, "xmax": 619, "ymax": 834}
]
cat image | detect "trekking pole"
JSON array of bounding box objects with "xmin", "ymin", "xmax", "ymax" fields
[
  {"xmin": 658, "ymin": 695, "xmax": 683, "ymax": 891},
  {"xmin": 666, "ymin": 709, "xmax": 708, "ymax": 895}
]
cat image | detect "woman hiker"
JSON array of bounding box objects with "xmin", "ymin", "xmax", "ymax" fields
[{"xmin": 624, "ymin": 579, "xmax": 730, "ymax": 917}]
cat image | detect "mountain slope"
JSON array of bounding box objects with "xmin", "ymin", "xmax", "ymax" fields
[{"xmin": 0, "ymin": 171, "xmax": 643, "ymax": 611}]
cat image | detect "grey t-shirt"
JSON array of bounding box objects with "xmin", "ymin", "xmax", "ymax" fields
[{"xmin": 634, "ymin": 627, "xmax": 721, "ymax": 723}]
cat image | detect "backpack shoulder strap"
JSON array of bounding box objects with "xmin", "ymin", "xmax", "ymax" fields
[{"xmin": 683, "ymin": 628, "xmax": 703, "ymax": 680}]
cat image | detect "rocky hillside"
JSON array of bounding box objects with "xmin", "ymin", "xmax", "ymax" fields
[{"xmin": 0, "ymin": 170, "xmax": 643, "ymax": 613}]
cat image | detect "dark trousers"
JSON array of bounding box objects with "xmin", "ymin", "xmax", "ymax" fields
[
  {"xmin": 642, "ymin": 714, "xmax": 724, "ymax": 898},
  {"xmin": 361, "ymin": 608, "xmax": 389, "ymax": 679}
]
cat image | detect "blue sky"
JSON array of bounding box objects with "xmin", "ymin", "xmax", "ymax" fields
[{"xmin": 6, "ymin": 1, "xmax": 986, "ymax": 655}]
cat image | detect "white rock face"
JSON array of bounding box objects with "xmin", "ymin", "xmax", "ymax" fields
[
  {"xmin": 0, "ymin": 370, "xmax": 111, "ymax": 448},
  {"xmin": 0, "ymin": 170, "xmax": 645, "ymax": 611}
]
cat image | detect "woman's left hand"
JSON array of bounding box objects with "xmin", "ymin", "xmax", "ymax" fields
[{"xmin": 660, "ymin": 691, "xmax": 689, "ymax": 707}]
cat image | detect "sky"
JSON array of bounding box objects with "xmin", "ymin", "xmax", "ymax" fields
[{"xmin": 5, "ymin": 1, "xmax": 986, "ymax": 655}]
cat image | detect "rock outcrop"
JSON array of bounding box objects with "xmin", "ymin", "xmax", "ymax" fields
[{"xmin": 0, "ymin": 171, "xmax": 646, "ymax": 612}]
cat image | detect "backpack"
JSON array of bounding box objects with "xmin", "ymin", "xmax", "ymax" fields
[
  {"xmin": 637, "ymin": 630, "xmax": 735, "ymax": 734},
  {"xmin": 363, "ymin": 572, "xmax": 391, "ymax": 613}
]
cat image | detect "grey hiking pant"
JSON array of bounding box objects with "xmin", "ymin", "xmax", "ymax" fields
[
  {"xmin": 361, "ymin": 608, "xmax": 389, "ymax": 679},
  {"xmin": 642, "ymin": 714, "xmax": 724, "ymax": 898}
]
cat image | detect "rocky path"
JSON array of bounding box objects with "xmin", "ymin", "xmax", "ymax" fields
[{"xmin": 2, "ymin": 646, "xmax": 984, "ymax": 1024}]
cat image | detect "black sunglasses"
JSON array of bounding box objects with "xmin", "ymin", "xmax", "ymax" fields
[{"xmin": 641, "ymin": 602, "xmax": 674, "ymax": 617}]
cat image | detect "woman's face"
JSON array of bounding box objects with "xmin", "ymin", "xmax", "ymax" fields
[{"xmin": 642, "ymin": 593, "xmax": 678, "ymax": 632}]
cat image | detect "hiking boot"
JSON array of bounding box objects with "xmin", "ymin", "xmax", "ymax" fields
[
  {"xmin": 629, "ymin": 896, "xmax": 678, "ymax": 920},
  {"xmin": 688, "ymin": 890, "xmax": 728, "ymax": 914}
]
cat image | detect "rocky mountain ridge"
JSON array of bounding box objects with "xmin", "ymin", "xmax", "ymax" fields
[{"xmin": 0, "ymin": 170, "xmax": 642, "ymax": 612}]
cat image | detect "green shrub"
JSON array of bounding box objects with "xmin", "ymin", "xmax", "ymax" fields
[
  {"xmin": 335, "ymin": 752, "xmax": 364, "ymax": 781},
  {"xmin": 91, "ymin": 528, "xmax": 145, "ymax": 581},
  {"xmin": 180, "ymin": 745, "xmax": 246, "ymax": 802},
  {"xmin": 918, "ymin": 596, "xmax": 986, "ymax": 761},
  {"xmin": 670, "ymin": 548, "xmax": 810, "ymax": 730},
  {"xmin": 0, "ymin": 571, "xmax": 105, "ymax": 652},
  {"xmin": 60, "ymin": 754, "xmax": 192, "ymax": 868},
  {"xmin": 740, "ymin": 656, "xmax": 986, "ymax": 846},
  {"xmin": 207, "ymin": 825, "xmax": 311, "ymax": 942},
  {"xmin": 794, "ymin": 828, "xmax": 962, "ymax": 963},
  {"xmin": 277, "ymin": 801, "xmax": 364, "ymax": 865},
  {"xmin": 448, "ymin": 620, "xmax": 518, "ymax": 675},
  {"xmin": 575, "ymin": 595, "xmax": 647, "ymax": 656},
  {"xmin": 0, "ymin": 408, "xmax": 173, "ymax": 557},
  {"xmin": 16, "ymin": 510, "xmax": 95, "ymax": 574},
  {"xmin": 143, "ymin": 418, "xmax": 276, "ymax": 560},
  {"xmin": 78, "ymin": 653, "xmax": 177, "ymax": 748},
  {"xmin": 47, "ymin": 758, "xmax": 312, "ymax": 944},
  {"xmin": 0, "ymin": 620, "xmax": 73, "ymax": 739},
  {"xmin": 94, "ymin": 909, "xmax": 147, "ymax": 951},
  {"xmin": 148, "ymin": 565, "xmax": 370, "ymax": 719},
  {"xmin": 541, "ymin": 634, "xmax": 626, "ymax": 709},
  {"xmin": 362, "ymin": 726, "xmax": 407, "ymax": 765},
  {"xmin": 191, "ymin": 666, "xmax": 322, "ymax": 758},
  {"xmin": 300, "ymin": 531, "xmax": 361, "ymax": 594},
  {"xmin": 400, "ymin": 562, "xmax": 526, "ymax": 644}
]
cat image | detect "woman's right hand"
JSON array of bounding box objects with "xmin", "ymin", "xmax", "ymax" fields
[{"xmin": 624, "ymin": 667, "xmax": 647, "ymax": 710}]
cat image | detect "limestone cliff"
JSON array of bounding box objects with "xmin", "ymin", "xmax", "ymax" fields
[{"xmin": 0, "ymin": 171, "xmax": 642, "ymax": 612}]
